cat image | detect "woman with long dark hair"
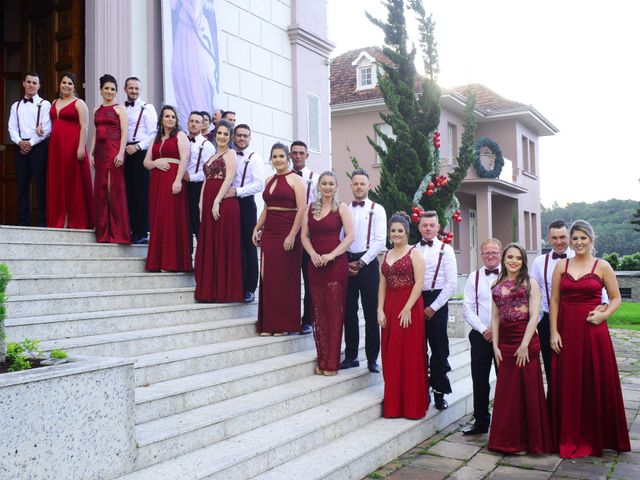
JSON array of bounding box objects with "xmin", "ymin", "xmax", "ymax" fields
[{"xmin": 143, "ymin": 105, "xmax": 192, "ymax": 271}]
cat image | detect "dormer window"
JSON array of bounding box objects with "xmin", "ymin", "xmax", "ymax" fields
[{"xmin": 352, "ymin": 51, "xmax": 378, "ymax": 91}]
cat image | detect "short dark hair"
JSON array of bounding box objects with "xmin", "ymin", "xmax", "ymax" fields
[
  {"xmin": 189, "ymin": 110, "xmax": 204, "ymax": 120},
  {"xmin": 24, "ymin": 71, "xmax": 40, "ymax": 81},
  {"xmin": 124, "ymin": 77, "xmax": 140, "ymax": 88},
  {"xmin": 99, "ymin": 74, "xmax": 118, "ymax": 90},
  {"xmin": 200, "ymin": 111, "xmax": 211, "ymax": 121},
  {"xmin": 222, "ymin": 110, "xmax": 236, "ymax": 118},
  {"xmin": 291, "ymin": 140, "xmax": 308, "ymax": 151},
  {"xmin": 235, "ymin": 123, "xmax": 251, "ymax": 133},
  {"xmin": 351, "ymin": 168, "xmax": 369, "ymax": 179},
  {"xmin": 548, "ymin": 219, "xmax": 568, "ymax": 231},
  {"xmin": 420, "ymin": 210, "xmax": 439, "ymax": 222}
]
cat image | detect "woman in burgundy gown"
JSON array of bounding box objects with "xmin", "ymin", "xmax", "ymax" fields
[
  {"xmin": 378, "ymin": 212, "xmax": 428, "ymax": 419},
  {"xmin": 488, "ymin": 242, "xmax": 551, "ymax": 454},
  {"xmin": 143, "ymin": 105, "xmax": 192, "ymax": 272},
  {"xmin": 549, "ymin": 220, "xmax": 630, "ymax": 458},
  {"xmin": 194, "ymin": 119, "xmax": 243, "ymax": 302},
  {"xmin": 253, "ymin": 143, "xmax": 306, "ymax": 335},
  {"xmin": 89, "ymin": 74, "xmax": 130, "ymax": 244},
  {"xmin": 47, "ymin": 72, "xmax": 93, "ymax": 229},
  {"xmin": 301, "ymin": 171, "xmax": 354, "ymax": 375}
]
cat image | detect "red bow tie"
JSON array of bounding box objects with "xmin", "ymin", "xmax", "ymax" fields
[
  {"xmin": 420, "ymin": 238, "xmax": 434, "ymax": 247},
  {"xmin": 23, "ymin": 97, "xmax": 34, "ymax": 103},
  {"xmin": 351, "ymin": 200, "xmax": 365, "ymax": 207},
  {"xmin": 552, "ymin": 252, "xmax": 567, "ymax": 259},
  {"xmin": 485, "ymin": 268, "xmax": 499, "ymax": 276}
]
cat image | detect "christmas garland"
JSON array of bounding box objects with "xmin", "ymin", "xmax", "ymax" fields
[{"xmin": 473, "ymin": 136, "xmax": 504, "ymax": 179}]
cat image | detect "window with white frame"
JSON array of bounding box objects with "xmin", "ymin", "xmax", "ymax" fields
[
  {"xmin": 447, "ymin": 123, "xmax": 458, "ymax": 165},
  {"xmin": 375, "ymin": 123, "xmax": 396, "ymax": 164},
  {"xmin": 307, "ymin": 93, "xmax": 320, "ymax": 153},
  {"xmin": 358, "ymin": 66, "xmax": 374, "ymax": 89}
]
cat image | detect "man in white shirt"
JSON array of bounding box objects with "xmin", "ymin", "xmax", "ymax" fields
[
  {"xmin": 123, "ymin": 76, "xmax": 158, "ymax": 244},
  {"xmin": 530, "ymin": 219, "xmax": 608, "ymax": 385},
  {"xmin": 225, "ymin": 123, "xmax": 264, "ymax": 303},
  {"xmin": 461, "ymin": 238, "xmax": 502, "ymax": 435},
  {"xmin": 340, "ymin": 169, "xmax": 387, "ymax": 373},
  {"xmin": 8, "ymin": 72, "xmax": 51, "ymax": 226},
  {"xmin": 290, "ymin": 140, "xmax": 318, "ymax": 334},
  {"xmin": 184, "ymin": 111, "xmax": 215, "ymax": 253},
  {"xmin": 416, "ymin": 211, "xmax": 458, "ymax": 410}
]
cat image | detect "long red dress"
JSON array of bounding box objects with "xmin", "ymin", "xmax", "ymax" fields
[
  {"xmin": 47, "ymin": 99, "xmax": 94, "ymax": 229},
  {"xmin": 93, "ymin": 105, "xmax": 130, "ymax": 244},
  {"xmin": 257, "ymin": 172, "xmax": 301, "ymax": 334},
  {"xmin": 488, "ymin": 278, "xmax": 551, "ymax": 454},
  {"xmin": 381, "ymin": 248, "xmax": 428, "ymax": 419},
  {"xmin": 550, "ymin": 259, "xmax": 630, "ymax": 458},
  {"xmin": 194, "ymin": 154, "xmax": 243, "ymax": 302},
  {"xmin": 145, "ymin": 135, "xmax": 192, "ymax": 272},
  {"xmin": 307, "ymin": 208, "xmax": 349, "ymax": 372}
]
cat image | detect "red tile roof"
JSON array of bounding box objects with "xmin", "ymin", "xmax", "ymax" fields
[{"xmin": 450, "ymin": 84, "xmax": 527, "ymax": 111}]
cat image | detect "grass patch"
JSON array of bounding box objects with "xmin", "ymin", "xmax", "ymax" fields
[{"xmin": 608, "ymin": 302, "xmax": 640, "ymax": 330}]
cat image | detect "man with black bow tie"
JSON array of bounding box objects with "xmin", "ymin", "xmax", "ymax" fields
[
  {"xmin": 461, "ymin": 238, "xmax": 502, "ymax": 435},
  {"xmin": 225, "ymin": 123, "xmax": 264, "ymax": 303},
  {"xmin": 184, "ymin": 111, "xmax": 215, "ymax": 253},
  {"xmin": 531, "ymin": 219, "xmax": 608, "ymax": 385},
  {"xmin": 8, "ymin": 72, "xmax": 51, "ymax": 226},
  {"xmin": 415, "ymin": 211, "xmax": 458, "ymax": 410},
  {"xmin": 340, "ymin": 169, "xmax": 387, "ymax": 373},
  {"xmin": 290, "ymin": 140, "xmax": 318, "ymax": 334},
  {"xmin": 123, "ymin": 76, "xmax": 157, "ymax": 244}
]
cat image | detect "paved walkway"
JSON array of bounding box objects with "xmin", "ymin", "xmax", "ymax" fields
[{"xmin": 368, "ymin": 329, "xmax": 640, "ymax": 480}]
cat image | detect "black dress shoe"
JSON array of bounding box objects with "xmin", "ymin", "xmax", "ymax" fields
[
  {"xmin": 434, "ymin": 392, "xmax": 448, "ymax": 410},
  {"xmin": 339, "ymin": 358, "xmax": 360, "ymax": 369},
  {"xmin": 367, "ymin": 361, "xmax": 380, "ymax": 373},
  {"xmin": 299, "ymin": 324, "xmax": 312, "ymax": 335},
  {"xmin": 461, "ymin": 423, "xmax": 488, "ymax": 435}
]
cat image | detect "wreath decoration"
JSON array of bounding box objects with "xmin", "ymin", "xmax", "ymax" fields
[{"xmin": 473, "ymin": 136, "xmax": 504, "ymax": 179}]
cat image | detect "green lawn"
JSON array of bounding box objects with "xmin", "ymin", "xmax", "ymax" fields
[{"xmin": 608, "ymin": 302, "xmax": 640, "ymax": 330}]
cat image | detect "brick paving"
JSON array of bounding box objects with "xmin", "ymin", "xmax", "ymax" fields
[{"xmin": 367, "ymin": 329, "xmax": 640, "ymax": 480}]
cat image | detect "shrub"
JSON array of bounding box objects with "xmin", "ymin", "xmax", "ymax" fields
[
  {"xmin": 49, "ymin": 349, "xmax": 68, "ymax": 360},
  {"xmin": 603, "ymin": 252, "xmax": 620, "ymax": 270},
  {"xmin": 619, "ymin": 252, "xmax": 640, "ymax": 271}
]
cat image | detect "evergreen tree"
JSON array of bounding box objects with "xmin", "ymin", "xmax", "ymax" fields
[
  {"xmin": 367, "ymin": 0, "xmax": 476, "ymax": 240},
  {"xmin": 632, "ymin": 179, "xmax": 640, "ymax": 232}
]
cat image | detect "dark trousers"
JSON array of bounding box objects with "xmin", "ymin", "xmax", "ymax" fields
[
  {"xmin": 124, "ymin": 148, "xmax": 150, "ymax": 240},
  {"xmin": 239, "ymin": 196, "xmax": 258, "ymax": 293},
  {"xmin": 15, "ymin": 141, "xmax": 47, "ymax": 226},
  {"xmin": 187, "ymin": 181, "xmax": 203, "ymax": 253},
  {"xmin": 301, "ymin": 251, "xmax": 312, "ymax": 326},
  {"xmin": 422, "ymin": 290, "xmax": 452, "ymax": 394},
  {"xmin": 344, "ymin": 254, "xmax": 380, "ymax": 362},
  {"xmin": 538, "ymin": 312, "xmax": 551, "ymax": 386},
  {"xmin": 469, "ymin": 329, "xmax": 498, "ymax": 428}
]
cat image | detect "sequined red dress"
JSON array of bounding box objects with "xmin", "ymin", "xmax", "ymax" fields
[
  {"xmin": 381, "ymin": 248, "xmax": 428, "ymax": 419},
  {"xmin": 257, "ymin": 172, "xmax": 302, "ymax": 334},
  {"xmin": 550, "ymin": 259, "xmax": 630, "ymax": 458},
  {"xmin": 488, "ymin": 278, "xmax": 551, "ymax": 454},
  {"xmin": 46, "ymin": 99, "xmax": 94, "ymax": 229},
  {"xmin": 93, "ymin": 105, "xmax": 130, "ymax": 243},
  {"xmin": 145, "ymin": 135, "xmax": 192, "ymax": 272},
  {"xmin": 194, "ymin": 153, "xmax": 243, "ymax": 302},
  {"xmin": 307, "ymin": 208, "xmax": 349, "ymax": 372}
]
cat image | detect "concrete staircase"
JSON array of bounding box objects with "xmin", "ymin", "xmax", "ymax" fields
[{"xmin": 1, "ymin": 225, "xmax": 477, "ymax": 480}]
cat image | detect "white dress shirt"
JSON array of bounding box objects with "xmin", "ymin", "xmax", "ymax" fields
[
  {"xmin": 463, "ymin": 267, "xmax": 501, "ymax": 333},
  {"xmin": 347, "ymin": 198, "xmax": 387, "ymax": 265},
  {"xmin": 186, "ymin": 134, "xmax": 215, "ymax": 183},
  {"xmin": 8, "ymin": 94, "xmax": 52, "ymax": 146},
  {"xmin": 232, "ymin": 148, "xmax": 264, "ymax": 197},
  {"xmin": 530, "ymin": 247, "xmax": 608, "ymax": 315},
  {"xmin": 415, "ymin": 237, "xmax": 458, "ymax": 312},
  {"xmin": 293, "ymin": 166, "xmax": 318, "ymax": 205},
  {"xmin": 125, "ymin": 99, "xmax": 158, "ymax": 150}
]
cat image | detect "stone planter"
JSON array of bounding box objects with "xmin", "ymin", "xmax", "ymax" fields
[
  {"xmin": 0, "ymin": 355, "xmax": 136, "ymax": 480},
  {"xmin": 447, "ymin": 299, "xmax": 471, "ymax": 339}
]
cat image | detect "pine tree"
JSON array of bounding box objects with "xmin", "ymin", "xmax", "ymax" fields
[{"xmin": 367, "ymin": 0, "xmax": 476, "ymax": 241}]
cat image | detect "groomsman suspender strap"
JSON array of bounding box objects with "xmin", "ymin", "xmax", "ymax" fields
[
  {"xmin": 475, "ymin": 269, "xmax": 480, "ymax": 315},
  {"xmin": 132, "ymin": 103, "xmax": 148, "ymax": 142},
  {"xmin": 240, "ymin": 152, "xmax": 254, "ymax": 187},
  {"xmin": 195, "ymin": 139, "xmax": 210, "ymax": 173},
  {"xmin": 15, "ymin": 99, "xmax": 43, "ymax": 139},
  {"xmin": 431, "ymin": 243, "xmax": 446, "ymax": 290},
  {"xmin": 365, "ymin": 202, "xmax": 376, "ymax": 250},
  {"xmin": 543, "ymin": 252, "xmax": 550, "ymax": 306},
  {"xmin": 306, "ymin": 171, "xmax": 314, "ymax": 204}
]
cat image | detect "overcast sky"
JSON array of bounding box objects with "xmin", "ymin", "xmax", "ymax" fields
[{"xmin": 327, "ymin": 0, "xmax": 640, "ymax": 207}]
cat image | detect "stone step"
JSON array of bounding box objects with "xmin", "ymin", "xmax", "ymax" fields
[
  {"xmin": 6, "ymin": 271, "xmax": 195, "ymax": 296},
  {"xmin": 0, "ymin": 225, "xmax": 96, "ymax": 243},
  {"xmin": 5, "ymin": 302, "xmax": 257, "ymax": 341},
  {"xmin": 36, "ymin": 318, "xmax": 257, "ymax": 357},
  {"xmin": 116, "ymin": 375, "xmax": 475, "ymax": 480},
  {"xmin": 0, "ymin": 240, "xmax": 149, "ymax": 259},
  {"xmin": 134, "ymin": 365, "xmax": 382, "ymax": 469},
  {"xmin": 6, "ymin": 286, "xmax": 195, "ymax": 318},
  {"xmin": 0, "ymin": 256, "xmax": 148, "ymax": 275}
]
